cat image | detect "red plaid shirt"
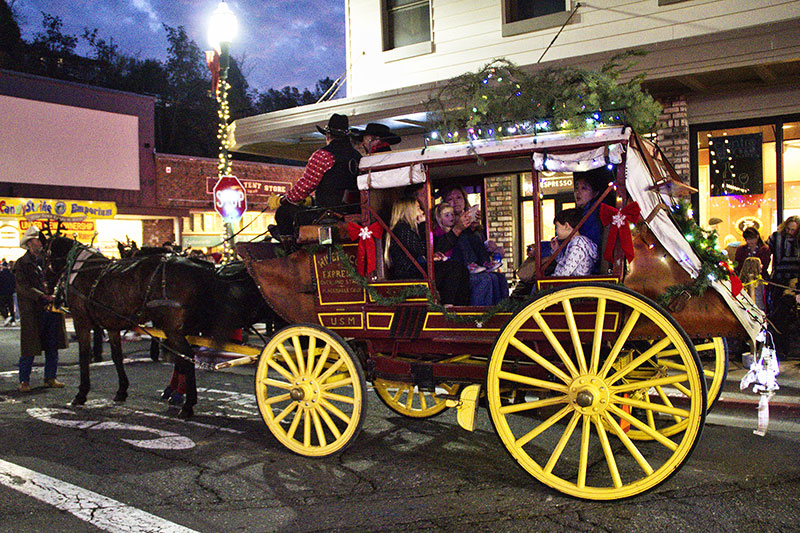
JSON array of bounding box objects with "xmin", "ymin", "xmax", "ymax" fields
[{"xmin": 285, "ymin": 149, "xmax": 335, "ymax": 204}]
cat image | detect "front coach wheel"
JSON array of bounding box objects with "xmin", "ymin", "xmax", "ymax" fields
[
  {"xmin": 254, "ymin": 324, "xmax": 366, "ymax": 457},
  {"xmin": 486, "ymin": 283, "xmax": 706, "ymax": 500}
]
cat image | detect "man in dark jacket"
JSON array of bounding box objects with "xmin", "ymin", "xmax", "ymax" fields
[
  {"xmin": 272, "ymin": 113, "xmax": 362, "ymax": 246},
  {"xmin": 15, "ymin": 226, "xmax": 67, "ymax": 392}
]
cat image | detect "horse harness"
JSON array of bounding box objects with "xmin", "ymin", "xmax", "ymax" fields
[{"xmin": 56, "ymin": 242, "xmax": 183, "ymax": 325}]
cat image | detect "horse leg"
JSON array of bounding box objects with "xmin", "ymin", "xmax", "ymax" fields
[
  {"xmin": 72, "ymin": 324, "xmax": 93, "ymax": 406},
  {"xmin": 165, "ymin": 333, "xmax": 196, "ymax": 419},
  {"xmin": 107, "ymin": 330, "xmax": 129, "ymax": 402}
]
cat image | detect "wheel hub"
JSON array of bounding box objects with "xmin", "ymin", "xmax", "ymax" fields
[
  {"xmin": 569, "ymin": 375, "xmax": 610, "ymax": 415},
  {"xmin": 291, "ymin": 377, "xmax": 320, "ymax": 409}
]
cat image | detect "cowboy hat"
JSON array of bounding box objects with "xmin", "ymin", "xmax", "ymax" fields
[
  {"xmin": 351, "ymin": 122, "xmax": 401, "ymax": 145},
  {"xmin": 315, "ymin": 113, "xmax": 351, "ymax": 137},
  {"xmin": 19, "ymin": 226, "xmax": 41, "ymax": 250}
]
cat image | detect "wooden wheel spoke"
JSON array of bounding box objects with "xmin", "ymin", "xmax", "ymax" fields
[
  {"xmin": 322, "ymin": 391, "xmax": 356, "ymax": 405},
  {"xmin": 318, "ymin": 357, "xmax": 346, "ymax": 383},
  {"xmin": 654, "ymin": 386, "xmax": 682, "ymax": 424},
  {"xmin": 577, "ymin": 415, "xmax": 591, "ymax": 489},
  {"xmin": 644, "ymin": 391, "xmax": 656, "ymax": 429},
  {"xmin": 544, "ymin": 412, "xmax": 581, "ymax": 474},
  {"xmin": 607, "ymin": 404, "xmax": 678, "ymax": 450},
  {"xmin": 263, "ymin": 392, "xmax": 291, "ymax": 406},
  {"xmin": 311, "ymin": 343, "xmax": 332, "ymax": 378},
  {"xmin": 516, "ymin": 405, "xmax": 572, "ymax": 448},
  {"xmin": 562, "ymin": 300, "xmax": 587, "ymax": 374},
  {"xmin": 311, "ymin": 408, "xmax": 326, "ymax": 447},
  {"xmin": 286, "ymin": 405, "xmax": 302, "ymax": 439},
  {"xmin": 611, "ymin": 394, "xmax": 689, "ymax": 418},
  {"xmin": 592, "ymin": 415, "xmax": 622, "ymax": 488},
  {"xmin": 673, "ymin": 382, "xmax": 692, "ymax": 397},
  {"xmin": 320, "ymin": 398, "xmax": 352, "ymax": 424},
  {"xmin": 599, "ymin": 310, "xmax": 640, "ymax": 378},
  {"xmin": 418, "ymin": 390, "xmax": 428, "ymax": 410},
  {"xmin": 260, "ymin": 378, "xmax": 294, "ymax": 390},
  {"xmin": 612, "ymin": 373, "xmax": 690, "ymax": 394},
  {"xmin": 321, "ymin": 377, "xmax": 354, "ymax": 391},
  {"xmin": 273, "ymin": 402, "xmax": 299, "ymax": 424},
  {"xmin": 602, "ymin": 412, "xmax": 654, "ymax": 475},
  {"xmin": 306, "ymin": 336, "xmax": 316, "ymax": 376},
  {"xmin": 292, "ymin": 336, "xmax": 306, "ymax": 375},
  {"xmin": 277, "ymin": 343, "xmax": 301, "ymax": 377},
  {"xmin": 531, "ymin": 310, "xmax": 579, "ymax": 378},
  {"xmin": 266, "ymin": 359, "xmax": 294, "ymax": 383},
  {"xmin": 498, "ymin": 370, "xmax": 569, "ymax": 393},
  {"xmin": 303, "ymin": 409, "xmax": 311, "ymax": 447},
  {"xmin": 591, "ymin": 297, "xmax": 606, "ymax": 374},
  {"xmin": 498, "ymin": 394, "xmax": 568, "ymax": 414},
  {"xmin": 659, "ymin": 360, "xmax": 688, "ymax": 371},
  {"xmin": 607, "ymin": 337, "xmax": 672, "ymax": 385},
  {"xmin": 509, "ymin": 337, "xmax": 571, "ymax": 384},
  {"xmin": 315, "ymin": 404, "xmax": 342, "ymax": 440}
]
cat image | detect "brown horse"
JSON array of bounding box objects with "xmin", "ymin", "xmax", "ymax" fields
[{"xmin": 44, "ymin": 235, "xmax": 279, "ymax": 418}]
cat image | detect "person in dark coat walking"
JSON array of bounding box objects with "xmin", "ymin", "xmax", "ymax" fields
[{"xmin": 14, "ymin": 226, "xmax": 67, "ymax": 392}]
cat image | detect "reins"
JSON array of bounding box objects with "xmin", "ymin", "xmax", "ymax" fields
[{"xmin": 50, "ymin": 240, "xmax": 197, "ymax": 364}]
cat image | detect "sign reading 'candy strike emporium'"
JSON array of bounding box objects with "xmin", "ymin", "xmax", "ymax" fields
[{"xmin": 0, "ymin": 197, "xmax": 117, "ymax": 221}]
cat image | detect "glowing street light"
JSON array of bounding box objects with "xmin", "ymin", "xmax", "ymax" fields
[{"xmin": 207, "ymin": 1, "xmax": 239, "ymax": 261}]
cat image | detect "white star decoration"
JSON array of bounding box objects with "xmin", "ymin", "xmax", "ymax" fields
[
  {"xmin": 359, "ymin": 227, "xmax": 373, "ymax": 240},
  {"xmin": 611, "ymin": 212, "xmax": 626, "ymax": 228}
]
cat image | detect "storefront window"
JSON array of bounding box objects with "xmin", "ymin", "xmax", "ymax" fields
[
  {"xmin": 782, "ymin": 121, "xmax": 800, "ymax": 219},
  {"xmin": 695, "ymin": 124, "xmax": 778, "ymax": 249},
  {"xmin": 519, "ymin": 170, "xmax": 573, "ymax": 256}
]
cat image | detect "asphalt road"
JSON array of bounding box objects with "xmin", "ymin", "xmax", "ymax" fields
[{"xmin": 0, "ymin": 329, "xmax": 798, "ymax": 532}]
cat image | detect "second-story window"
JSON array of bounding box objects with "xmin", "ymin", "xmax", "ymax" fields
[
  {"xmin": 384, "ymin": 0, "xmax": 431, "ymax": 51},
  {"xmin": 502, "ymin": 0, "xmax": 573, "ymax": 38},
  {"xmin": 506, "ymin": 0, "xmax": 566, "ymax": 23}
]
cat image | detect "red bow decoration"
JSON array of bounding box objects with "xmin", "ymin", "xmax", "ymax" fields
[
  {"xmin": 719, "ymin": 261, "xmax": 743, "ymax": 297},
  {"xmin": 347, "ymin": 221, "xmax": 384, "ymax": 276},
  {"xmin": 599, "ymin": 202, "xmax": 641, "ymax": 263}
]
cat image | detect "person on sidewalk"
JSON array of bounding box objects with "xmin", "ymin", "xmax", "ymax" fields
[
  {"xmin": 14, "ymin": 226, "xmax": 68, "ymax": 392},
  {"xmin": 0, "ymin": 259, "xmax": 16, "ymax": 326}
]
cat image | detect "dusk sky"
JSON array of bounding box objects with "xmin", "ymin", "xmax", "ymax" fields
[{"xmin": 13, "ymin": 0, "xmax": 347, "ymax": 94}]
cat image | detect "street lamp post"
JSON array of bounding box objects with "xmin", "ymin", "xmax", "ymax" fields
[{"xmin": 208, "ymin": 0, "xmax": 238, "ymax": 261}]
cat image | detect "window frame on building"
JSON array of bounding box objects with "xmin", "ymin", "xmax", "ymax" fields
[
  {"xmin": 689, "ymin": 113, "xmax": 800, "ymax": 243},
  {"xmin": 501, "ymin": 0, "xmax": 575, "ymax": 38},
  {"xmin": 382, "ymin": 0, "xmax": 433, "ymax": 62}
]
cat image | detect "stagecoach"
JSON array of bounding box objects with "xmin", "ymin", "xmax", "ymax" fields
[{"xmin": 228, "ymin": 125, "xmax": 765, "ymax": 501}]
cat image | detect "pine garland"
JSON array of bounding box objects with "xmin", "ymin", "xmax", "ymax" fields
[
  {"xmin": 657, "ymin": 201, "xmax": 734, "ymax": 307},
  {"xmin": 426, "ymin": 51, "xmax": 662, "ymax": 142},
  {"xmin": 324, "ymin": 244, "xmax": 537, "ymax": 325}
]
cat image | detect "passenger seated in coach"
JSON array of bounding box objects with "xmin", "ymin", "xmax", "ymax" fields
[
  {"xmin": 550, "ymin": 207, "xmax": 599, "ymax": 277},
  {"xmin": 385, "ymin": 197, "xmax": 470, "ymax": 306}
]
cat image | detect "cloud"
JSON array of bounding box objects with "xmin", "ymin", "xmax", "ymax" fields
[{"xmin": 130, "ymin": 0, "xmax": 162, "ymax": 32}]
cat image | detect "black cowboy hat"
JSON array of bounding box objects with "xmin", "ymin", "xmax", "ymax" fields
[
  {"xmin": 351, "ymin": 122, "xmax": 401, "ymax": 145},
  {"xmin": 316, "ymin": 113, "xmax": 351, "ymax": 137}
]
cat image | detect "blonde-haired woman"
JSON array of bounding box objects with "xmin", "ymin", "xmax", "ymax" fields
[{"xmin": 385, "ymin": 197, "xmax": 469, "ymax": 305}]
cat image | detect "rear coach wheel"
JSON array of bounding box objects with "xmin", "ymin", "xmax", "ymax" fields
[
  {"xmin": 373, "ymin": 379, "xmax": 459, "ymax": 418},
  {"xmin": 486, "ymin": 283, "xmax": 706, "ymax": 500},
  {"xmin": 254, "ymin": 324, "xmax": 366, "ymax": 457}
]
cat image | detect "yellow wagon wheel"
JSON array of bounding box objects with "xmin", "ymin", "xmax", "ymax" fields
[
  {"xmin": 621, "ymin": 336, "xmax": 726, "ymax": 440},
  {"xmin": 373, "ymin": 379, "xmax": 459, "ymax": 418},
  {"xmin": 694, "ymin": 337, "xmax": 727, "ymax": 412},
  {"xmin": 486, "ymin": 283, "xmax": 706, "ymax": 500},
  {"xmin": 254, "ymin": 324, "xmax": 366, "ymax": 457}
]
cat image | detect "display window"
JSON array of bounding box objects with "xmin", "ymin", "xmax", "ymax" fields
[{"xmin": 692, "ymin": 115, "xmax": 800, "ymax": 254}]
